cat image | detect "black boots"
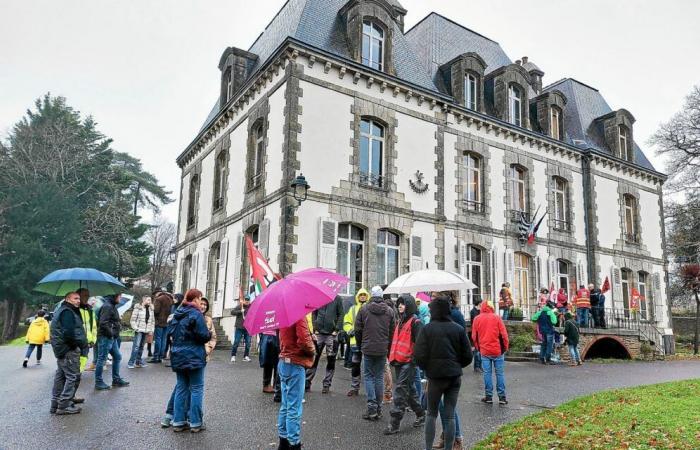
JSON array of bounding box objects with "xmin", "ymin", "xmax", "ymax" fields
[{"xmin": 277, "ymin": 437, "xmax": 290, "ymax": 450}]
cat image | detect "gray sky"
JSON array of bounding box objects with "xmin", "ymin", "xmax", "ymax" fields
[{"xmin": 2, "ymin": 0, "xmax": 698, "ymax": 224}]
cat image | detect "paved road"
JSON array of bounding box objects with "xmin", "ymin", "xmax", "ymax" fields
[{"xmin": 1, "ymin": 343, "xmax": 699, "ymax": 450}]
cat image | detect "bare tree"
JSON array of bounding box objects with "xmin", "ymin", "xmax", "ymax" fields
[{"xmin": 146, "ymin": 217, "xmax": 176, "ymax": 292}]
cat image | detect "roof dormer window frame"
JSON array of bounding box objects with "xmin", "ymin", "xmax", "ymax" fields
[
  {"xmin": 361, "ymin": 19, "xmax": 385, "ymax": 71},
  {"xmin": 465, "ymin": 72, "xmax": 477, "ymax": 111},
  {"xmin": 508, "ymin": 84, "xmax": 523, "ymax": 127}
]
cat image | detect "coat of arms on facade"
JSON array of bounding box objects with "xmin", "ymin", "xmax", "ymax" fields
[{"xmin": 409, "ymin": 170, "xmax": 429, "ymax": 194}]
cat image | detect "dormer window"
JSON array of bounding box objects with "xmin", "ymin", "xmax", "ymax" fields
[
  {"xmin": 550, "ymin": 106, "xmax": 562, "ymax": 140},
  {"xmin": 465, "ymin": 73, "xmax": 477, "ymax": 110},
  {"xmin": 362, "ymin": 20, "xmax": 384, "ymax": 71},
  {"xmin": 508, "ymin": 85, "xmax": 522, "ymax": 127},
  {"xmin": 225, "ymin": 68, "xmax": 233, "ymax": 103},
  {"xmin": 619, "ymin": 125, "xmax": 632, "ymax": 161}
]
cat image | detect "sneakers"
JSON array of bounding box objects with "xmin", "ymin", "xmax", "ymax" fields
[
  {"xmin": 383, "ymin": 425, "xmax": 399, "ymax": 435},
  {"xmin": 72, "ymin": 397, "xmax": 85, "ymax": 404},
  {"xmin": 432, "ymin": 432, "xmax": 445, "ymax": 449},
  {"xmin": 127, "ymin": 364, "xmax": 135, "ymax": 369},
  {"xmin": 147, "ymin": 358, "xmax": 161, "ymax": 364},
  {"xmin": 243, "ymin": 356, "xmax": 251, "ymax": 362},
  {"xmin": 230, "ymin": 356, "xmax": 236, "ymax": 363},
  {"xmin": 413, "ymin": 413, "xmax": 426, "ymax": 428},
  {"xmin": 95, "ymin": 382, "xmax": 111, "ymax": 390},
  {"xmin": 362, "ymin": 412, "xmax": 379, "ymax": 421},
  {"xmin": 172, "ymin": 423, "xmax": 190, "ymax": 432},
  {"xmin": 498, "ymin": 397, "xmax": 508, "ymax": 405},
  {"xmin": 190, "ymin": 426, "xmax": 204, "ymax": 433},
  {"xmin": 112, "ymin": 379, "xmax": 130, "ymax": 387},
  {"xmin": 56, "ymin": 405, "xmax": 81, "ymax": 415},
  {"xmin": 36, "ymin": 360, "xmax": 41, "ymax": 365},
  {"xmin": 263, "ymin": 385, "xmax": 275, "ymax": 394},
  {"xmin": 161, "ymin": 416, "xmax": 172, "ymax": 428},
  {"xmin": 136, "ymin": 362, "xmax": 148, "ymax": 368},
  {"xmin": 321, "ymin": 387, "xmax": 330, "ymax": 394},
  {"xmin": 453, "ymin": 437, "xmax": 464, "ymax": 450},
  {"xmin": 22, "ymin": 359, "xmax": 28, "ymax": 368},
  {"xmin": 347, "ymin": 389, "xmax": 359, "ymax": 397},
  {"xmin": 481, "ymin": 396, "xmax": 493, "ymax": 404}
]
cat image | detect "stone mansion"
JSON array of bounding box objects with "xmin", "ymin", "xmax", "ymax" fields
[{"xmin": 174, "ymin": 0, "xmax": 672, "ymax": 349}]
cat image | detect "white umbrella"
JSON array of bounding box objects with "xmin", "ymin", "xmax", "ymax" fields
[{"xmin": 383, "ymin": 269, "xmax": 477, "ymax": 294}]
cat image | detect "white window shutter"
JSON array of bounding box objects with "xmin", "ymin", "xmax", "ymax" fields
[
  {"xmin": 491, "ymin": 245, "xmax": 501, "ymax": 301},
  {"xmin": 548, "ymin": 257, "xmax": 557, "ymax": 287},
  {"xmin": 611, "ymin": 265, "xmax": 622, "ymax": 307},
  {"xmin": 410, "ymin": 235, "xmax": 424, "ymax": 272},
  {"xmin": 505, "ymin": 249, "xmax": 515, "ymax": 285},
  {"xmin": 232, "ymin": 233, "xmax": 244, "ymax": 299},
  {"xmin": 216, "ymin": 239, "xmax": 228, "ymax": 313},
  {"xmin": 191, "ymin": 252, "xmax": 200, "ymax": 289},
  {"xmin": 537, "ymin": 255, "xmax": 546, "ymax": 290},
  {"xmin": 202, "ymin": 248, "xmax": 210, "ymax": 290},
  {"xmin": 317, "ymin": 218, "xmax": 338, "ymax": 270},
  {"xmin": 259, "ymin": 218, "xmax": 271, "ymax": 259},
  {"xmin": 576, "ymin": 259, "xmax": 587, "ymax": 287},
  {"xmin": 652, "ymin": 272, "xmax": 663, "ymax": 321}
]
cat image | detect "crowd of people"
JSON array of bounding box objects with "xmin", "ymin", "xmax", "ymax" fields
[{"xmin": 38, "ymin": 283, "xmax": 518, "ymax": 449}]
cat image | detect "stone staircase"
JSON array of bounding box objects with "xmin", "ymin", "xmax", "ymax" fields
[
  {"xmin": 505, "ymin": 351, "xmax": 540, "ymax": 363},
  {"xmin": 213, "ymin": 319, "xmax": 232, "ymax": 350}
]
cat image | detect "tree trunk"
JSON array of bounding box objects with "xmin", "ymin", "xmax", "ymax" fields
[
  {"xmin": 1, "ymin": 299, "xmax": 24, "ymax": 343},
  {"xmin": 694, "ymin": 291, "xmax": 700, "ymax": 355}
]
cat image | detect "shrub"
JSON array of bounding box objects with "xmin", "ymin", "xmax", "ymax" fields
[
  {"xmin": 509, "ymin": 333, "xmax": 536, "ymax": 352},
  {"xmin": 509, "ymin": 307, "xmax": 524, "ymax": 321}
]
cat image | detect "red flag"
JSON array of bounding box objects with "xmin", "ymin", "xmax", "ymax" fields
[
  {"xmin": 601, "ymin": 276, "xmax": 611, "ymax": 294},
  {"xmin": 245, "ymin": 236, "xmax": 280, "ymax": 300},
  {"xmin": 527, "ymin": 210, "xmax": 547, "ymax": 245}
]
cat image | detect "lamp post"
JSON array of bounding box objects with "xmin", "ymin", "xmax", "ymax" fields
[{"xmin": 282, "ymin": 174, "xmax": 310, "ymax": 275}]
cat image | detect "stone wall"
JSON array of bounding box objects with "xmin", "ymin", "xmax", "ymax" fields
[{"xmin": 672, "ymin": 316, "xmax": 697, "ymax": 337}]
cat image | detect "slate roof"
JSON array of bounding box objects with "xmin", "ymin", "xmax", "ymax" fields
[{"xmin": 544, "ymin": 78, "xmax": 655, "ymax": 171}]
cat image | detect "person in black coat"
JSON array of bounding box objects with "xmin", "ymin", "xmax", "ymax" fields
[
  {"xmin": 414, "ymin": 296, "xmax": 472, "ymax": 450},
  {"xmin": 469, "ymin": 299, "xmax": 483, "ymax": 372},
  {"xmin": 95, "ymin": 294, "xmax": 129, "ymax": 390},
  {"xmin": 306, "ymin": 295, "xmax": 344, "ymax": 393}
]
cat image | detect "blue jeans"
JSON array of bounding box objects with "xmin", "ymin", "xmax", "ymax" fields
[
  {"xmin": 501, "ymin": 309, "xmax": 510, "ymax": 320},
  {"xmin": 128, "ymin": 332, "xmax": 147, "ymax": 366},
  {"xmin": 153, "ymin": 326, "xmax": 168, "ymax": 361},
  {"xmin": 278, "ymin": 360, "xmax": 305, "ymax": 445},
  {"xmin": 95, "ymin": 336, "xmax": 123, "ymax": 385},
  {"xmin": 173, "ymin": 367, "xmax": 205, "ymax": 427},
  {"xmin": 25, "ymin": 344, "xmax": 43, "ymax": 360},
  {"xmin": 362, "ymin": 354, "xmax": 386, "ymax": 414},
  {"xmin": 577, "ymin": 308, "xmax": 590, "ymax": 327},
  {"xmin": 439, "ymin": 399, "xmax": 462, "ymax": 438},
  {"xmin": 568, "ymin": 343, "xmax": 581, "ymax": 363},
  {"xmin": 539, "ymin": 332, "xmax": 554, "ymax": 362},
  {"xmin": 231, "ymin": 328, "xmax": 251, "ymax": 357},
  {"xmin": 482, "ymin": 355, "xmax": 506, "ymax": 398},
  {"xmin": 473, "ymin": 350, "xmax": 483, "ymax": 371}
]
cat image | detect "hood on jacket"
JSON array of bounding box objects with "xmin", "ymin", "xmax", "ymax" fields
[
  {"xmin": 174, "ymin": 301, "xmax": 199, "ymax": 319},
  {"xmin": 367, "ymin": 297, "xmax": 390, "ymax": 315},
  {"xmin": 370, "ymin": 285, "xmax": 384, "ymax": 297},
  {"xmin": 397, "ymin": 294, "xmax": 417, "ymax": 321},
  {"xmin": 480, "ymin": 300, "xmax": 495, "ymax": 314},
  {"xmin": 103, "ymin": 295, "xmax": 119, "ymax": 305},
  {"xmin": 354, "ymin": 288, "xmax": 370, "ymax": 306},
  {"xmin": 429, "ymin": 297, "xmax": 451, "ymax": 321}
]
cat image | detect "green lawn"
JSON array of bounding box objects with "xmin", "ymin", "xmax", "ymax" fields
[
  {"xmin": 4, "ymin": 336, "xmax": 27, "ymax": 346},
  {"xmin": 475, "ymin": 379, "xmax": 700, "ymax": 450}
]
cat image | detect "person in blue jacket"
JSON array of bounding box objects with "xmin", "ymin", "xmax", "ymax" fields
[{"xmin": 167, "ymin": 288, "xmax": 211, "ymax": 433}]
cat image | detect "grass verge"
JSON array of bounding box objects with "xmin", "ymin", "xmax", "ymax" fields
[{"xmin": 474, "ymin": 379, "xmax": 700, "ymax": 450}]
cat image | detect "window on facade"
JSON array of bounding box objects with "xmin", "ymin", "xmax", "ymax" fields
[
  {"xmin": 377, "ymin": 229, "xmax": 400, "ymax": 285},
  {"xmin": 550, "ymin": 106, "xmax": 562, "ymax": 140},
  {"xmin": 552, "ymin": 177, "xmax": 569, "ymax": 231},
  {"xmin": 181, "ymin": 255, "xmax": 192, "ymax": 293},
  {"xmin": 362, "ymin": 21, "xmax": 384, "ymax": 71},
  {"xmin": 206, "ymin": 243, "xmax": 221, "ymax": 302},
  {"xmin": 359, "ymin": 118, "xmax": 384, "ymax": 187},
  {"xmin": 508, "ymin": 85, "xmax": 522, "ymax": 127},
  {"xmin": 465, "ymin": 245, "xmax": 483, "ymax": 305},
  {"xmin": 465, "ymin": 154, "xmax": 482, "ymax": 212},
  {"xmin": 621, "ymin": 269, "xmax": 632, "ymax": 318},
  {"xmin": 464, "ymin": 73, "xmax": 477, "ymax": 110},
  {"xmin": 510, "ymin": 166, "xmax": 527, "ymax": 213},
  {"xmin": 337, "ymin": 224, "xmax": 365, "ymax": 295},
  {"xmin": 513, "ymin": 252, "xmax": 530, "ymax": 309},
  {"xmin": 187, "ymin": 175, "xmax": 199, "ymax": 228},
  {"xmin": 619, "ymin": 125, "xmax": 632, "ymax": 161},
  {"xmin": 213, "ymin": 152, "xmax": 227, "ymax": 211},
  {"xmin": 251, "ymin": 122, "xmax": 265, "ymax": 186},
  {"xmin": 225, "ymin": 68, "xmax": 233, "ymax": 102},
  {"xmin": 623, "ymin": 194, "xmax": 638, "ymax": 243},
  {"xmin": 557, "ymin": 259, "xmax": 570, "ymax": 296},
  {"xmin": 638, "ymin": 271, "xmax": 649, "ymax": 320}
]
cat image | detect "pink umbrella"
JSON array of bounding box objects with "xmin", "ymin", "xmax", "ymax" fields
[
  {"xmin": 416, "ymin": 292, "xmax": 431, "ymax": 303},
  {"xmin": 243, "ymin": 268, "xmax": 349, "ymax": 334}
]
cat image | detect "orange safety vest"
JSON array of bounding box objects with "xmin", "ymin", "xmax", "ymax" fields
[
  {"xmin": 575, "ymin": 288, "xmax": 591, "ymax": 309},
  {"xmin": 388, "ymin": 317, "xmax": 415, "ymax": 364}
]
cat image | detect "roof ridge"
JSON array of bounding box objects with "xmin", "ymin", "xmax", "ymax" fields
[
  {"xmin": 544, "ymin": 77, "xmax": 599, "ymax": 93},
  {"xmin": 406, "ymin": 11, "xmax": 498, "ymax": 44}
]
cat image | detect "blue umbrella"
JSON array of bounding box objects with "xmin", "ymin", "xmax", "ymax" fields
[{"xmin": 34, "ymin": 267, "xmax": 126, "ymax": 297}]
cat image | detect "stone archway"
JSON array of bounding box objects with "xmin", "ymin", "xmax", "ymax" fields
[{"xmin": 582, "ymin": 335, "xmax": 633, "ymax": 360}]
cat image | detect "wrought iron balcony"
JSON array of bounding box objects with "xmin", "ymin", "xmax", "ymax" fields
[
  {"xmin": 552, "ymin": 219, "xmax": 571, "ymax": 232},
  {"xmin": 463, "ymin": 200, "xmax": 484, "ymax": 213},
  {"xmin": 359, "ymin": 172, "xmax": 384, "ymax": 188}
]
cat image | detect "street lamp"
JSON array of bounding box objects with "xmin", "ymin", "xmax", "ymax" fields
[{"xmin": 290, "ymin": 173, "xmax": 310, "ymax": 207}]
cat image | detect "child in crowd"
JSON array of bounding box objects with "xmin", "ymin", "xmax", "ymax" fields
[{"xmin": 24, "ymin": 310, "xmax": 50, "ymax": 368}]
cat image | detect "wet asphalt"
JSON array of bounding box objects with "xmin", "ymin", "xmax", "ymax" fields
[{"xmin": 1, "ymin": 344, "xmax": 699, "ymax": 450}]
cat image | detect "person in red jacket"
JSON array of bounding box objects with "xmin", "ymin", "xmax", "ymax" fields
[
  {"xmin": 277, "ymin": 317, "xmax": 315, "ymax": 450},
  {"xmin": 574, "ymin": 285, "xmax": 591, "ymax": 327},
  {"xmin": 471, "ymin": 300, "xmax": 509, "ymax": 405}
]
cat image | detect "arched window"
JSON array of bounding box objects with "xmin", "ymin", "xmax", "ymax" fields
[
  {"xmin": 623, "ymin": 194, "xmax": 638, "ymax": 243},
  {"xmin": 508, "ymin": 85, "xmax": 522, "ymax": 126},
  {"xmin": 362, "ymin": 20, "xmax": 384, "ymax": 71},
  {"xmin": 465, "ymin": 245, "xmax": 483, "ymax": 305},
  {"xmin": 359, "ymin": 118, "xmax": 384, "ymax": 187},
  {"xmin": 556, "ymin": 259, "xmax": 571, "ymax": 296},
  {"xmin": 550, "ymin": 106, "xmax": 562, "ymax": 140},
  {"xmin": 181, "ymin": 255, "xmax": 192, "ymax": 293},
  {"xmin": 465, "ymin": 153, "xmax": 482, "ymax": 211},
  {"xmin": 552, "ymin": 177, "xmax": 569, "ymax": 231},
  {"xmin": 187, "ymin": 175, "xmax": 199, "ymax": 228},
  {"xmin": 464, "ymin": 73, "xmax": 477, "ymax": 110},
  {"xmin": 377, "ymin": 229, "xmax": 400, "ymax": 284},
  {"xmin": 206, "ymin": 243, "xmax": 221, "ymax": 301},
  {"xmin": 510, "ymin": 166, "xmax": 527, "ymax": 212},
  {"xmin": 337, "ymin": 224, "xmax": 365, "ymax": 295},
  {"xmin": 621, "ymin": 268, "xmax": 632, "ymax": 318},
  {"xmin": 618, "ymin": 125, "xmax": 632, "ymax": 161},
  {"xmin": 513, "ymin": 252, "xmax": 530, "ymax": 308},
  {"xmin": 252, "ymin": 121, "xmax": 265, "ymax": 186},
  {"xmin": 213, "ymin": 151, "xmax": 227, "ymax": 211}
]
